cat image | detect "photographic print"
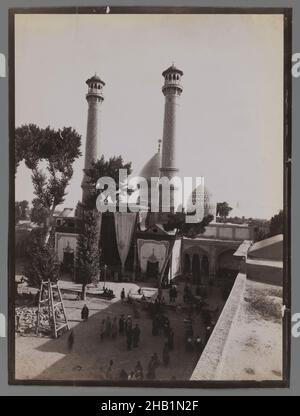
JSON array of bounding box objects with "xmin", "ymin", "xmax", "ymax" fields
[{"xmin": 10, "ymin": 8, "xmax": 290, "ymax": 386}]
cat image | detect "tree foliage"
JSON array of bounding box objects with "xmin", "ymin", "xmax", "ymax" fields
[
  {"xmin": 163, "ymin": 212, "xmax": 214, "ymax": 238},
  {"xmin": 269, "ymin": 210, "xmax": 284, "ymax": 236},
  {"xmin": 83, "ymin": 155, "xmax": 133, "ymax": 209},
  {"xmin": 216, "ymin": 201, "xmax": 233, "ymax": 221},
  {"xmin": 24, "ymin": 229, "xmax": 59, "ymax": 287},
  {"xmin": 75, "ymin": 211, "xmax": 101, "ymax": 299},
  {"xmin": 15, "ymin": 200, "xmax": 29, "ymax": 222},
  {"xmin": 15, "ymin": 124, "xmax": 82, "ymax": 240}
]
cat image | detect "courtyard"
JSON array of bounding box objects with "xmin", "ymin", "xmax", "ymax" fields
[{"xmin": 15, "ymin": 280, "xmax": 226, "ymax": 382}]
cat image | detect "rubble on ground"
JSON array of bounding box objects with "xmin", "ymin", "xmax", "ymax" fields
[{"xmin": 15, "ymin": 306, "xmax": 51, "ymax": 335}]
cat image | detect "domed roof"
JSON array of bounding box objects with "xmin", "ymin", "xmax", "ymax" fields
[
  {"xmin": 139, "ymin": 151, "xmax": 161, "ymax": 181},
  {"xmin": 186, "ymin": 185, "xmax": 216, "ymax": 219},
  {"xmin": 162, "ymin": 64, "xmax": 183, "ymax": 77},
  {"xmin": 86, "ymin": 74, "xmax": 105, "ymax": 86}
]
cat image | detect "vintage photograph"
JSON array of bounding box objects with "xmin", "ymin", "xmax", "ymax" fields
[{"xmin": 11, "ymin": 9, "xmax": 289, "ymax": 385}]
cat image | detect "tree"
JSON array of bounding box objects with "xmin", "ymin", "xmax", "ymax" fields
[
  {"xmin": 24, "ymin": 229, "xmax": 60, "ymax": 287},
  {"xmin": 157, "ymin": 211, "xmax": 214, "ymax": 294},
  {"xmin": 269, "ymin": 210, "xmax": 284, "ymax": 236},
  {"xmin": 30, "ymin": 201, "xmax": 50, "ymax": 226},
  {"xmin": 216, "ymin": 202, "xmax": 233, "ymax": 222},
  {"xmin": 163, "ymin": 212, "xmax": 214, "ymax": 238},
  {"xmin": 83, "ymin": 155, "xmax": 133, "ymax": 210},
  {"xmin": 15, "ymin": 124, "xmax": 81, "ymax": 243},
  {"xmin": 15, "ymin": 200, "xmax": 29, "ymax": 222},
  {"xmin": 75, "ymin": 211, "xmax": 101, "ymax": 300}
]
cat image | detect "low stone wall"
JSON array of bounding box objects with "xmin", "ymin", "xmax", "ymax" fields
[
  {"xmin": 190, "ymin": 273, "xmax": 246, "ymax": 380},
  {"xmin": 246, "ymin": 260, "xmax": 283, "ymax": 286}
]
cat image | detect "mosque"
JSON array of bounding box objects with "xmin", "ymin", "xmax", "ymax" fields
[{"xmin": 54, "ymin": 65, "xmax": 254, "ymax": 287}]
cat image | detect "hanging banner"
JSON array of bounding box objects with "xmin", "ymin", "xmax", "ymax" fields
[
  {"xmin": 114, "ymin": 212, "xmax": 136, "ymax": 270},
  {"xmin": 137, "ymin": 239, "xmax": 169, "ymax": 273},
  {"xmin": 137, "ymin": 210, "xmax": 148, "ymax": 231},
  {"xmin": 170, "ymin": 238, "xmax": 182, "ymax": 279}
]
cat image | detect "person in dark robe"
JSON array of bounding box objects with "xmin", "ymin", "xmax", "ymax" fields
[
  {"xmin": 135, "ymin": 361, "xmax": 143, "ymax": 374},
  {"xmin": 163, "ymin": 317, "xmax": 170, "ymax": 337},
  {"xmin": 169, "ymin": 286, "xmax": 173, "ymax": 303},
  {"xmin": 125, "ymin": 315, "xmax": 132, "ymax": 335},
  {"xmin": 173, "ymin": 286, "xmax": 178, "ymax": 302},
  {"xmin": 135, "ymin": 368, "xmax": 143, "ymax": 381},
  {"xmin": 68, "ymin": 330, "xmax": 74, "ymax": 352},
  {"xmin": 152, "ymin": 352, "xmax": 160, "ymax": 368},
  {"xmin": 186, "ymin": 336, "xmax": 193, "ymax": 352},
  {"xmin": 157, "ymin": 314, "xmax": 164, "ymax": 335},
  {"xmin": 111, "ymin": 317, "xmax": 118, "ymax": 339},
  {"xmin": 205, "ymin": 325, "xmax": 212, "ymax": 344},
  {"xmin": 133, "ymin": 324, "xmax": 141, "ymax": 347},
  {"xmin": 168, "ymin": 328, "xmax": 174, "ymax": 351},
  {"xmin": 146, "ymin": 357, "xmax": 156, "ymax": 380},
  {"xmin": 195, "ymin": 335, "xmax": 203, "ymax": 354},
  {"xmin": 119, "ymin": 369, "xmax": 128, "ymax": 380},
  {"xmin": 126, "ymin": 327, "xmax": 133, "ymax": 350},
  {"xmin": 119, "ymin": 314, "xmax": 125, "ymax": 335},
  {"xmin": 121, "ymin": 288, "xmax": 125, "ymax": 303},
  {"xmin": 81, "ymin": 304, "xmax": 89, "ymax": 321}
]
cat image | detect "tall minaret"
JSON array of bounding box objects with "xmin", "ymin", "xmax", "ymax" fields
[
  {"xmin": 81, "ymin": 74, "xmax": 105, "ymax": 204},
  {"xmin": 159, "ymin": 64, "xmax": 183, "ymax": 211}
]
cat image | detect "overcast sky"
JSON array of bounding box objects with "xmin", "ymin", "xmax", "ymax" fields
[{"xmin": 15, "ymin": 13, "xmax": 284, "ymax": 219}]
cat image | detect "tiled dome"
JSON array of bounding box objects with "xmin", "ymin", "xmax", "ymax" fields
[{"xmin": 139, "ymin": 151, "xmax": 161, "ymax": 181}]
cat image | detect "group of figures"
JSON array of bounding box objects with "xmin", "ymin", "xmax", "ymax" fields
[{"xmin": 66, "ymin": 281, "xmax": 219, "ymax": 381}]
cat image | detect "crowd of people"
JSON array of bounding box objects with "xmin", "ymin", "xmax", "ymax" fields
[
  {"xmin": 118, "ymin": 349, "xmax": 172, "ymax": 381},
  {"xmin": 68, "ymin": 281, "xmax": 219, "ymax": 381}
]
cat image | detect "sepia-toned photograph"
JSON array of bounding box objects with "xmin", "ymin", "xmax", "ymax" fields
[{"xmin": 10, "ymin": 8, "xmax": 290, "ymax": 386}]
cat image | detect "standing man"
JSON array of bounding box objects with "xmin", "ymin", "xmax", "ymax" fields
[
  {"xmin": 111, "ymin": 317, "xmax": 118, "ymax": 339},
  {"xmin": 81, "ymin": 304, "xmax": 89, "ymax": 321},
  {"xmin": 119, "ymin": 314, "xmax": 125, "ymax": 335},
  {"xmin": 68, "ymin": 329, "xmax": 74, "ymax": 352},
  {"xmin": 125, "ymin": 315, "xmax": 133, "ymax": 335},
  {"xmin": 133, "ymin": 323, "xmax": 141, "ymax": 348},
  {"xmin": 127, "ymin": 327, "xmax": 133, "ymax": 351},
  {"xmin": 205, "ymin": 325, "xmax": 212, "ymax": 344},
  {"xmin": 168, "ymin": 328, "xmax": 174, "ymax": 351}
]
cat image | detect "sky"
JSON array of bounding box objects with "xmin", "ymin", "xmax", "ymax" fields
[{"xmin": 15, "ymin": 13, "xmax": 284, "ymax": 219}]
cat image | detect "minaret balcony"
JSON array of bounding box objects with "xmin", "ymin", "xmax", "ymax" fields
[{"xmin": 86, "ymin": 91, "xmax": 104, "ymax": 101}]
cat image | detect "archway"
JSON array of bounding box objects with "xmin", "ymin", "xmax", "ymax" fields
[
  {"xmin": 192, "ymin": 253, "xmax": 201, "ymax": 284},
  {"xmin": 201, "ymin": 255, "xmax": 209, "ymax": 277},
  {"xmin": 146, "ymin": 260, "xmax": 159, "ymax": 279},
  {"xmin": 183, "ymin": 253, "xmax": 191, "ymax": 274}
]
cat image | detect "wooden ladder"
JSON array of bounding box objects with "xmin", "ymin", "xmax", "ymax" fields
[{"xmin": 36, "ymin": 280, "xmax": 69, "ymax": 338}]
